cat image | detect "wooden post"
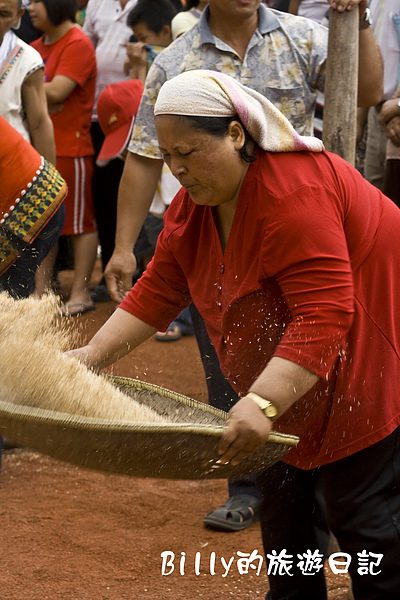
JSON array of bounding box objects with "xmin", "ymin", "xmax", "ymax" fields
[
  {"xmin": 322, "ymin": 9, "xmax": 359, "ymax": 165},
  {"xmin": 324, "ymin": 13, "xmax": 358, "ymax": 581}
]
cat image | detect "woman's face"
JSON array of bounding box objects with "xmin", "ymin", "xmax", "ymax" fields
[
  {"xmin": 156, "ymin": 115, "xmax": 249, "ymax": 208},
  {"xmin": 28, "ymin": 0, "xmax": 49, "ymax": 31}
]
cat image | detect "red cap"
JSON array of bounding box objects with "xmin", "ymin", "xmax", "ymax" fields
[{"xmin": 96, "ymin": 79, "xmax": 144, "ymax": 166}]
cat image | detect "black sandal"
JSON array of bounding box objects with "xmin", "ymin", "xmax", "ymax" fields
[{"xmin": 203, "ymin": 494, "xmax": 261, "ymax": 532}]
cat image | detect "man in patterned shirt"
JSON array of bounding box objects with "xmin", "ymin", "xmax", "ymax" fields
[{"xmin": 105, "ymin": 0, "xmax": 382, "ymax": 300}]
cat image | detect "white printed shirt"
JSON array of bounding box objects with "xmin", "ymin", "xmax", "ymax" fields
[
  {"xmin": 83, "ymin": 0, "xmax": 137, "ymax": 119},
  {"xmin": 129, "ymin": 4, "xmax": 328, "ymax": 159}
]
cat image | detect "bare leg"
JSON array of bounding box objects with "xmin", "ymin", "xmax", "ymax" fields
[
  {"xmin": 63, "ymin": 232, "xmax": 98, "ymax": 312},
  {"xmin": 33, "ymin": 243, "xmax": 58, "ymax": 297}
]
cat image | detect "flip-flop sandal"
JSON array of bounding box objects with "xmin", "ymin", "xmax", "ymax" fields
[
  {"xmin": 60, "ymin": 303, "xmax": 96, "ymax": 317},
  {"xmin": 155, "ymin": 324, "xmax": 182, "ymax": 342},
  {"xmin": 203, "ymin": 494, "xmax": 261, "ymax": 532}
]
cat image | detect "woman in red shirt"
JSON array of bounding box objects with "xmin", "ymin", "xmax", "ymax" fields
[
  {"xmin": 71, "ymin": 71, "xmax": 400, "ymax": 599},
  {"xmin": 30, "ymin": 0, "xmax": 98, "ymax": 315}
]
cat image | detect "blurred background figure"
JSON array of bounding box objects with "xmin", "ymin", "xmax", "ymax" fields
[
  {"xmin": 30, "ymin": 0, "xmax": 98, "ymax": 316},
  {"xmin": 380, "ymin": 78, "xmax": 400, "ymax": 207},
  {"xmin": 125, "ymin": 0, "xmax": 194, "ymax": 342},
  {"xmin": 0, "ymin": 0, "xmax": 55, "ymax": 162},
  {"xmin": 358, "ymin": 0, "xmax": 400, "ymax": 194},
  {"xmin": 13, "ymin": 0, "xmax": 43, "ymax": 43},
  {"xmin": 171, "ymin": 0, "xmax": 208, "ymax": 40},
  {"xmin": 75, "ymin": 0, "xmax": 88, "ymax": 26},
  {"xmin": 83, "ymin": 0, "xmax": 140, "ymax": 304}
]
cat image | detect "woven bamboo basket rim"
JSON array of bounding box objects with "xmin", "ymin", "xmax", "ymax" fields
[
  {"xmin": 0, "ymin": 376, "xmax": 299, "ymax": 478},
  {"xmin": 0, "ymin": 375, "xmax": 298, "ymax": 446}
]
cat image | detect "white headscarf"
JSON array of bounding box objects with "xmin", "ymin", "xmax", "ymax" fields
[{"xmin": 154, "ymin": 70, "xmax": 324, "ymax": 154}]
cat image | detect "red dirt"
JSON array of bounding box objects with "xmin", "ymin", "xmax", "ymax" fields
[{"xmin": 0, "ymin": 267, "xmax": 350, "ymax": 600}]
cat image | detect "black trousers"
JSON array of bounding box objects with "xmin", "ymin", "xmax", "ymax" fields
[
  {"xmin": 384, "ymin": 159, "xmax": 400, "ymax": 209},
  {"xmin": 257, "ymin": 426, "xmax": 400, "ymax": 600},
  {"xmin": 189, "ymin": 303, "xmax": 238, "ymax": 412},
  {"xmin": 90, "ymin": 122, "xmax": 124, "ymax": 271},
  {"xmin": 189, "ymin": 303, "xmax": 262, "ymax": 500},
  {"xmin": 90, "ymin": 123, "xmax": 161, "ymax": 280}
]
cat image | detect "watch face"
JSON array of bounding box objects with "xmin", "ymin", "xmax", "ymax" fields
[{"xmin": 265, "ymin": 404, "xmax": 278, "ymax": 418}]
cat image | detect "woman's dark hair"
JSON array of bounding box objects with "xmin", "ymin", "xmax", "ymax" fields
[
  {"xmin": 41, "ymin": 0, "xmax": 77, "ymax": 26},
  {"xmin": 127, "ymin": 0, "xmax": 178, "ymax": 34},
  {"xmin": 181, "ymin": 115, "xmax": 257, "ymax": 163}
]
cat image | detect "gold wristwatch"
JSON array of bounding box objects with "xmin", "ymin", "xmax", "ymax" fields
[{"xmin": 245, "ymin": 392, "xmax": 279, "ymax": 421}]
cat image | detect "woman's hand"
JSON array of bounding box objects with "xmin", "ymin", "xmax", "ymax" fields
[
  {"xmin": 218, "ymin": 397, "xmax": 272, "ymax": 466},
  {"xmin": 66, "ymin": 309, "xmax": 157, "ymax": 373},
  {"xmin": 66, "ymin": 346, "xmax": 100, "ymax": 369}
]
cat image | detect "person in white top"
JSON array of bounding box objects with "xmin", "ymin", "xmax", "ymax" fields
[
  {"xmin": 83, "ymin": 0, "xmax": 138, "ymax": 301},
  {"xmin": 0, "ymin": 0, "xmax": 55, "ymax": 163},
  {"xmin": 83, "ymin": 0, "xmax": 138, "ymax": 120},
  {"xmin": 171, "ymin": 0, "xmax": 208, "ymax": 40}
]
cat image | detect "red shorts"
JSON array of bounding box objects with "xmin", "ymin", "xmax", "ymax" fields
[{"xmin": 56, "ymin": 156, "xmax": 96, "ymax": 236}]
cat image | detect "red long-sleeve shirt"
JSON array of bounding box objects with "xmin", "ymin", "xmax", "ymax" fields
[{"xmin": 121, "ymin": 150, "xmax": 400, "ymax": 469}]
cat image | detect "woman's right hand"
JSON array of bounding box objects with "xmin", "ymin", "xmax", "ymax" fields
[
  {"xmin": 66, "ymin": 346, "xmax": 101, "ymax": 370},
  {"xmin": 218, "ymin": 397, "xmax": 273, "ymax": 466},
  {"xmin": 66, "ymin": 309, "xmax": 158, "ymax": 372}
]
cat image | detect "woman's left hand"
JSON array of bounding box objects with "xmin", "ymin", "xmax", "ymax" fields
[{"xmin": 218, "ymin": 397, "xmax": 272, "ymax": 466}]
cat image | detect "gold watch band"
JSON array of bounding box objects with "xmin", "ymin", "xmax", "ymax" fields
[{"xmin": 245, "ymin": 392, "xmax": 279, "ymax": 421}]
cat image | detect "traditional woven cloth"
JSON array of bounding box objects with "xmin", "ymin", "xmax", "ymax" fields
[
  {"xmin": 154, "ymin": 70, "xmax": 324, "ymax": 153},
  {"xmin": 0, "ymin": 116, "xmax": 67, "ymax": 274}
]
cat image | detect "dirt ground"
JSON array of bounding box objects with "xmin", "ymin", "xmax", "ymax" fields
[{"xmin": 0, "ymin": 266, "xmax": 350, "ymax": 600}]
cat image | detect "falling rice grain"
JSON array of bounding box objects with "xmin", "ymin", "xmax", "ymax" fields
[{"xmin": 0, "ymin": 293, "xmax": 166, "ymax": 424}]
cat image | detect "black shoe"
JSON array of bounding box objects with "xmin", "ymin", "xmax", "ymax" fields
[
  {"xmin": 203, "ymin": 494, "xmax": 261, "ymax": 532},
  {"xmin": 89, "ymin": 283, "xmax": 111, "ymax": 303}
]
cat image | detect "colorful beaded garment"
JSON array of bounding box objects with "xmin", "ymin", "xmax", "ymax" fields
[{"xmin": 0, "ymin": 159, "xmax": 67, "ymax": 274}]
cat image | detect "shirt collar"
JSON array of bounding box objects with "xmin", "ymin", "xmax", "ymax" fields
[{"xmin": 199, "ymin": 3, "xmax": 280, "ymax": 44}]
